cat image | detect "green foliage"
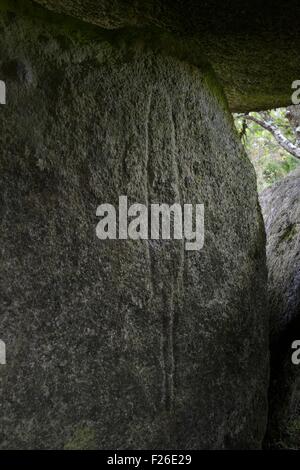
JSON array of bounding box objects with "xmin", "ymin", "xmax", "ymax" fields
[{"xmin": 234, "ymin": 108, "xmax": 300, "ymax": 191}]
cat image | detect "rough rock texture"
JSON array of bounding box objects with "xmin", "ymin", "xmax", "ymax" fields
[
  {"xmin": 31, "ymin": 0, "xmax": 300, "ymax": 112},
  {"xmin": 260, "ymin": 169, "xmax": 300, "ymax": 448},
  {"xmin": 0, "ymin": 2, "xmax": 269, "ymax": 449}
]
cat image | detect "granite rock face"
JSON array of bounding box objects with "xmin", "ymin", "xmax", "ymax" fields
[
  {"xmin": 32, "ymin": 0, "xmax": 300, "ymax": 112},
  {"xmin": 0, "ymin": 2, "xmax": 269, "ymax": 449},
  {"xmin": 260, "ymin": 169, "xmax": 300, "ymax": 448}
]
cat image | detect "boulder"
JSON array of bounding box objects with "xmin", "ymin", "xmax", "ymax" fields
[
  {"xmin": 0, "ymin": 1, "xmax": 269, "ymax": 449},
  {"xmin": 260, "ymin": 168, "xmax": 300, "ymax": 448},
  {"xmin": 32, "ymin": 0, "xmax": 300, "ymax": 112}
]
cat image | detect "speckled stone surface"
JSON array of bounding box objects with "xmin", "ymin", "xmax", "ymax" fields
[
  {"xmin": 261, "ymin": 170, "xmax": 300, "ymax": 448},
  {"xmin": 0, "ymin": 3, "xmax": 269, "ymax": 449}
]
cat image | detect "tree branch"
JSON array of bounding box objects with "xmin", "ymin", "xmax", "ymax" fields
[{"xmin": 237, "ymin": 114, "xmax": 300, "ymax": 160}]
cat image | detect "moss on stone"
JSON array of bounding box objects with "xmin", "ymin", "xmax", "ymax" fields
[{"xmin": 64, "ymin": 426, "xmax": 96, "ymax": 450}]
